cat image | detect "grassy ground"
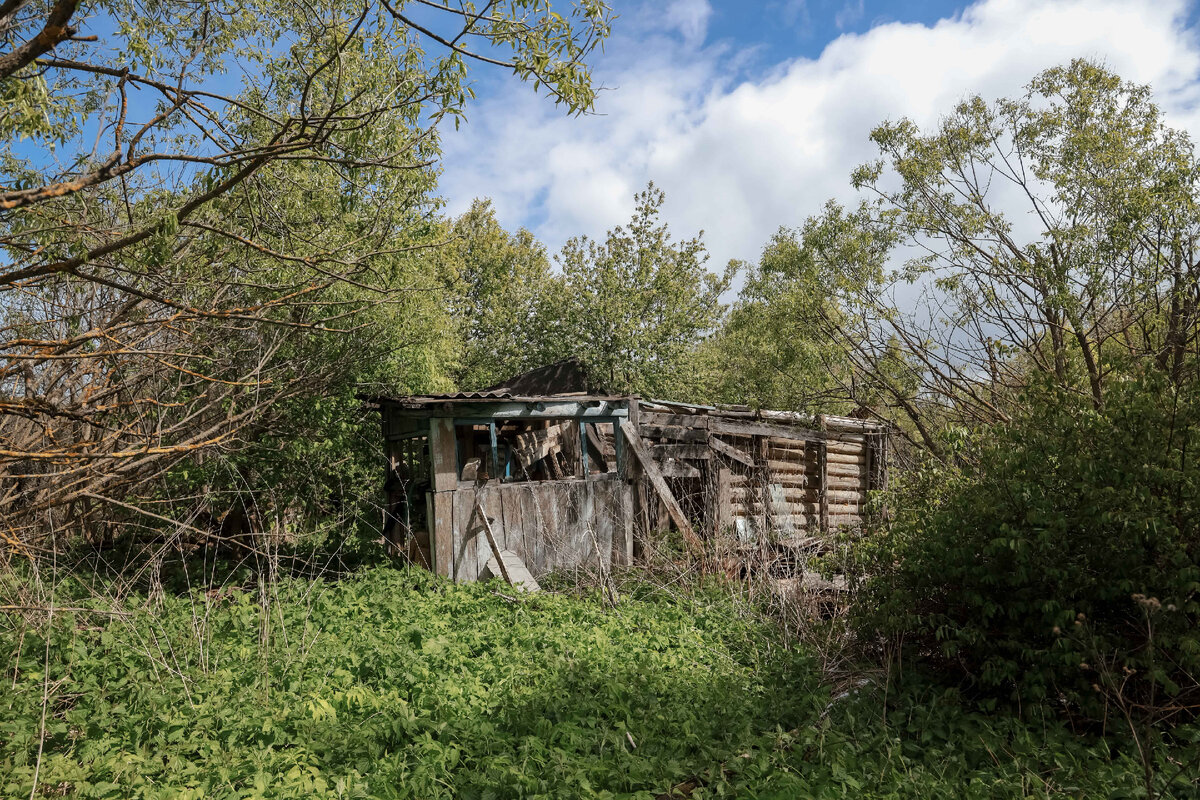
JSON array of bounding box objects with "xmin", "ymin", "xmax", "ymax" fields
[{"xmin": 1, "ymin": 565, "xmax": 1196, "ymax": 799}]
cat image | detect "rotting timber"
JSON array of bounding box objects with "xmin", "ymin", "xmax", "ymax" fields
[{"xmin": 363, "ymin": 360, "xmax": 889, "ymax": 582}]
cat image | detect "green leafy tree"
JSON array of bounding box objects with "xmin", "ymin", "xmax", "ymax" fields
[
  {"xmin": 548, "ymin": 183, "xmax": 734, "ymax": 397},
  {"xmin": 0, "ymin": 0, "xmax": 611, "ymax": 545},
  {"xmin": 443, "ymin": 199, "xmax": 559, "ymax": 389},
  {"xmin": 832, "ymin": 61, "xmax": 1200, "ymax": 724},
  {"xmin": 815, "ymin": 60, "xmax": 1200, "ymax": 448},
  {"xmin": 702, "ymin": 220, "xmax": 886, "ymax": 413}
]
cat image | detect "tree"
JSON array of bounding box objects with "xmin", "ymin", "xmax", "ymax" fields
[
  {"xmin": 829, "ymin": 61, "xmax": 1200, "ymax": 722},
  {"xmin": 0, "ymin": 0, "xmax": 611, "ymax": 547},
  {"xmin": 549, "ymin": 183, "xmax": 733, "ymax": 397},
  {"xmin": 443, "ymin": 199, "xmax": 558, "ymax": 389},
  {"xmin": 806, "ymin": 60, "xmax": 1200, "ymax": 451},
  {"xmin": 702, "ymin": 225, "xmax": 873, "ymax": 412}
]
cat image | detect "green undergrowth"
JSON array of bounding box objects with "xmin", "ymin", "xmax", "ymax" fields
[{"xmin": 1, "ymin": 566, "xmax": 1196, "ymax": 799}]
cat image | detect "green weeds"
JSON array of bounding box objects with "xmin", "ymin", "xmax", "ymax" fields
[{"xmin": 1, "ymin": 566, "xmax": 1195, "ymax": 798}]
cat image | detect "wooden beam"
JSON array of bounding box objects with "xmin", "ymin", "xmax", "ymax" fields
[
  {"xmin": 619, "ymin": 420, "xmax": 702, "ymax": 551},
  {"xmin": 659, "ymin": 460, "xmax": 701, "ymax": 479},
  {"xmin": 650, "ymin": 443, "xmax": 711, "ymax": 461},
  {"xmin": 708, "ymin": 435, "xmax": 755, "ymax": 467},
  {"xmin": 818, "ymin": 440, "xmax": 829, "ymax": 534},
  {"xmin": 429, "ymin": 418, "xmax": 457, "ymax": 492},
  {"xmin": 473, "ymin": 499, "xmax": 510, "ymax": 583},
  {"xmin": 432, "ymin": 491, "xmax": 453, "ymax": 578},
  {"xmin": 584, "ymin": 423, "xmax": 610, "ymax": 471},
  {"xmin": 639, "ymin": 424, "xmax": 709, "ymax": 442},
  {"xmin": 710, "ymin": 418, "xmax": 825, "ymax": 443},
  {"xmin": 640, "ymin": 411, "xmax": 709, "ymax": 429}
]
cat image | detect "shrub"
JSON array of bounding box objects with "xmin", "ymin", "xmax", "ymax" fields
[{"xmin": 851, "ymin": 370, "xmax": 1200, "ymax": 719}]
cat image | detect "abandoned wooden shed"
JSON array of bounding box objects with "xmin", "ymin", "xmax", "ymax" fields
[{"xmin": 365, "ymin": 360, "xmax": 889, "ymax": 582}]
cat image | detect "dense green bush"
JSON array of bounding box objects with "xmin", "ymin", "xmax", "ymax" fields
[{"xmin": 852, "ymin": 370, "xmax": 1200, "ymax": 718}]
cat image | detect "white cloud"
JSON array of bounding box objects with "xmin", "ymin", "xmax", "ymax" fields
[
  {"xmin": 664, "ymin": 0, "xmax": 713, "ymax": 49},
  {"xmin": 438, "ymin": 0, "xmax": 1200, "ymax": 276},
  {"xmin": 835, "ymin": 0, "xmax": 865, "ymax": 30}
]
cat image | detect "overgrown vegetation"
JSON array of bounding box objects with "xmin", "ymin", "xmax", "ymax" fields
[
  {"xmin": 853, "ymin": 372, "xmax": 1200, "ymax": 719},
  {"xmin": 4, "ymin": 566, "xmax": 1196, "ymax": 799},
  {"xmin": 3, "ymin": 0, "xmax": 1200, "ymax": 793}
]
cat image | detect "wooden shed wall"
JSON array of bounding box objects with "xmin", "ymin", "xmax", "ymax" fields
[
  {"xmin": 637, "ymin": 409, "xmax": 886, "ymax": 538},
  {"xmin": 441, "ymin": 477, "xmax": 634, "ymax": 581}
]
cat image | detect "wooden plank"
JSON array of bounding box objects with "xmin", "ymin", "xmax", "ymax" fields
[
  {"xmin": 585, "ymin": 423, "xmax": 610, "ymax": 472},
  {"xmin": 827, "ymin": 452, "xmax": 867, "ymax": 466},
  {"xmin": 617, "ymin": 482, "xmax": 635, "ymax": 566},
  {"xmin": 641, "ymin": 412, "xmax": 709, "ymax": 429},
  {"xmin": 432, "ymin": 491, "xmax": 454, "ymax": 578},
  {"xmin": 639, "ymin": 424, "xmax": 709, "ymax": 442},
  {"xmin": 506, "ymin": 484, "xmax": 540, "ymax": 573},
  {"xmin": 499, "ymin": 487, "xmax": 523, "ymax": 567},
  {"xmin": 474, "ymin": 498, "xmax": 510, "ymax": 583},
  {"xmin": 659, "ymin": 460, "xmax": 702, "ymax": 479},
  {"xmin": 709, "ymin": 436, "xmax": 755, "ymax": 467},
  {"xmin": 818, "ymin": 440, "xmax": 829, "ymax": 533},
  {"xmin": 711, "ymin": 418, "xmax": 824, "ymax": 442},
  {"xmin": 733, "ymin": 485, "xmax": 816, "ymax": 501},
  {"xmin": 620, "ymin": 420, "xmax": 702, "ymax": 551},
  {"xmin": 715, "ymin": 467, "xmax": 732, "ymax": 535},
  {"xmin": 429, "ymin": 418, "xmax": 458, "ymax": 492},
  {"xmin": 651, "ymin": 443, "xmax": 711, "ymax": 461},
  {"xmin": 589, "ymin": 480, "xmax": 615, "ymax": 569},
  {"xmin": 524, "ymin": 484, "xmax": 554, "ymax": 575},
  {"xmin": 452, "ymin": 489, "xmax": 477, "ymax": 581},
  {"xmin": 484, "ymin": 550, "xmax": 541, "ymax": 592}
]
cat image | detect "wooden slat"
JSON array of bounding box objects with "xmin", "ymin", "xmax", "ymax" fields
[
  {"xmin": 709, "ymin": 436, "xmax": 755, "ymax": 467},
  {"xmin": 827, "ymin": 452, "xmax": 867, "ymax": 466},
  {"xmin": 712, "ymin": 418, "xmax": 824, "ymax": 442},
  {"xmin": 432, "ymin": 491, "xmax": 453, "ymax": 577},
  {"xmin": 715, "ymin": 468, "xmax": 732, "ymax": 534},
  {"xmin": 818, "ymin": 440, "xmax": 829, "ymax": 533},
  {"xmin": 616, "ymin": 482, "xmax": 634, "ymax": 565},
  {"xmin": 659, "ymin": 460, "xmax": 701, "ymax": 479},
  {"xmin": 641, "ymin": 412, "xmax": 709, "ymax": 429},
  {"xmin": 651, "ymin": 443, "xmax": 711, "ymax": 461},
  {"xmin": 732, "ymin": 486, "xmax": 815, "ymax": 502},
  {"xmin": 452, "ymin": 490, "xmax": 477, "ymax": 581},
  {"xmin": 430, "ymin": 418, "xmax": 457, "ymax": 492},
  {"xmin": 640, "ymin": 424, "xmax": 709, "ymax": 442},
  {"xmin": 620, "ymin": 420, "xmax": 702, "ymax": 551}
]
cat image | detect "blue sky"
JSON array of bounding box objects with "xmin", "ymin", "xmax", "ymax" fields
[{"xmin": 437, "ymin": 0, "xmax": 1200, "ymax": 272}]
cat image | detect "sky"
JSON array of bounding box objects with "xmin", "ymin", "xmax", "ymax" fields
[{"xmin": 437, "ymin": 0, "xmax": 1200, "ymax": 275}]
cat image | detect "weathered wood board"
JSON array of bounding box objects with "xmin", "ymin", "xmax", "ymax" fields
[{"xmin": 436, "ymin": 476, "xmax": 627, "ymax": 581}]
